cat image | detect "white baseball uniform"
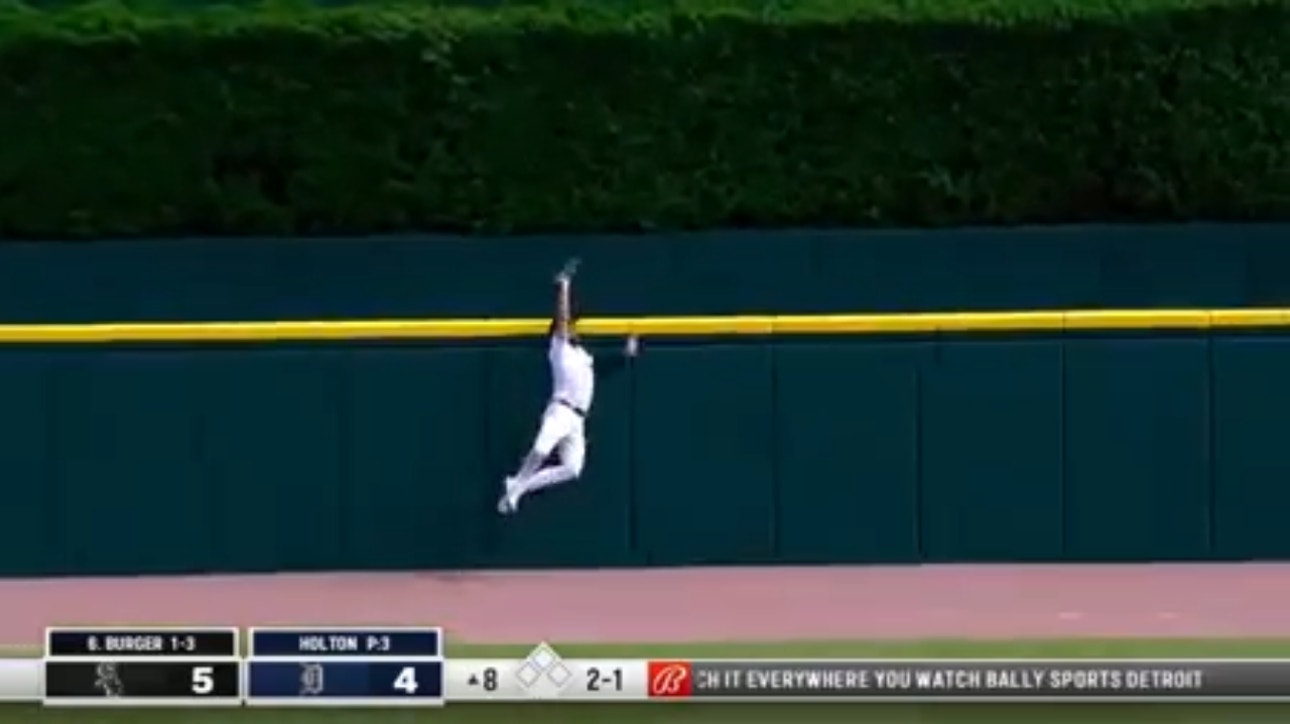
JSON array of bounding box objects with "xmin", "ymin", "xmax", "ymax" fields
[
  {"xmin": 534, "ymin": 333, "xmax": 593, "ymax": 466},
  {"xmin": 501, "ymin": 333, "xmax": 594, "ymax": 508}
]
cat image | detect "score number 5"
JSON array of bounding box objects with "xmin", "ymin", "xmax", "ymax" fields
[{"xmin": 192, "ymin": 666, "xmax": 214, "ymax": 695}]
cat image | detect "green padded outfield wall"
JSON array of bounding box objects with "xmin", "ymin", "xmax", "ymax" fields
[
  {"xmin": 5, "ymin": 333, "xmax": 1290, "ymax": 576},
  {"xmin": 2, "ymin": 224, "xmax": 1290, "ymax": 576}
]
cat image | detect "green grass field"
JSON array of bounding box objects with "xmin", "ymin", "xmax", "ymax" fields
[{"xmin": 5, "ymin": 639, "xmax": 1290, "ymax": 723}]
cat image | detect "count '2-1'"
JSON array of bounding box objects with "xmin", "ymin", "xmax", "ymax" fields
[{"xmin": 586, "ymin": 667, "xmax": 623, "ymax": 692}]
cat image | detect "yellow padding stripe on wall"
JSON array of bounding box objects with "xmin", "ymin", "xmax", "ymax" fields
[{"xmin": 0, "ymin": 309, "xmax": 1287, "ymax": 343}]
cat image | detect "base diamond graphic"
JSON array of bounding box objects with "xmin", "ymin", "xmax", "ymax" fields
[
  {"xmin": 547, "ymin": 662, "xmax": 572, "ymax": 687},
  {"xmin": 516, "ymin": 663, "xmax": 540, "ymax": 688},
  {"xmin": 528, "ymin": 643, "xmax": 559, "ymax": 670},
  {"xmin": 518, "ymin": 642, "xmax": 568, "ymax": 698}
]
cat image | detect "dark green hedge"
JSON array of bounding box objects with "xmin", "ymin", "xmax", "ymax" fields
[{"xmin": 0, "ymin": 0, "xmax": 1287, "ymax": 238}]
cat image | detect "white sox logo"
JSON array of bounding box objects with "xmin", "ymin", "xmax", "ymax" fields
[{"xmin": 648, "ymin": 662, "xmax": 691, "ymax": 697}]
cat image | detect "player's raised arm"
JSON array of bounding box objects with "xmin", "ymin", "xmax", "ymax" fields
[
  {"xmin": 552, "ymin": 277, "xmax": 571, "ymax": 339},
  {"xmin": 551, "ymin": 258, "xmax": 579, "ymax": 339}
]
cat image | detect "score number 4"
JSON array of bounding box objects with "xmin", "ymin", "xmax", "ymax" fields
[
  {"xmin": 384, "ymin": 662, "xmax": 443, "ymax": 697},
  {"xmin": 393, "ymin": 667, "xmax": 421, "ymax": 694}
]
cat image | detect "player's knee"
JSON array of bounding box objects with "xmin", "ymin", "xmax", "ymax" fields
[{"xmin": 565, "ymin": 458, "xmax": 585, "ymax": 479}]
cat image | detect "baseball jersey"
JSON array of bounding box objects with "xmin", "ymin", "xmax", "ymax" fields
[{"xmin": 549, "ymin": 335, "xmax": 595, "ymax": 412}]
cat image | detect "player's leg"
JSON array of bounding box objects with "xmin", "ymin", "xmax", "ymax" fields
[
  {"xmin": 500, "ymin": 405, "xmax": 576, "ymax": 513},
  {"xmin": 511, "ymin": 423, "xmax": 585, "ymax": 500},
  {"xmin": 508, "ymin": 404, "xmax": 565, "ymax": 481}
]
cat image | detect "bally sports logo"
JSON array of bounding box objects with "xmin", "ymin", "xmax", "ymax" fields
[{"xmin": 647, "ymin": 660, "xmax": 693, "ymax": 698}]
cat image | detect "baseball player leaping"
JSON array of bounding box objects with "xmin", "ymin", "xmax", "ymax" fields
[{"xmin": 497, "ymin": 259, "xmax": 640, "ymax": 515}]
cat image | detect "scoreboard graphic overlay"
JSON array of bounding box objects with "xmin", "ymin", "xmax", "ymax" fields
[
  {"xmin": 13, "ymin": 630, "xmax": 1290, "ymax": 705},
  {"xmin": 42, "ymin": 627, "xmax": 241, "ymax": 707}
]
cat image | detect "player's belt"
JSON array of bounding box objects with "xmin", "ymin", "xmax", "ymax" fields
[{"xmin": 555, "ymin": 399, "xmax": 587, "ymax": 417}]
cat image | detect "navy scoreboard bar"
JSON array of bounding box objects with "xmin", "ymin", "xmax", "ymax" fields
[
  {"xmin": 23, "ymin": 631, "xmax": 1290, "ymax": 706},
  {"xmin": 246, "ymin": 627, "xmax": 444, "ymax": 706}
]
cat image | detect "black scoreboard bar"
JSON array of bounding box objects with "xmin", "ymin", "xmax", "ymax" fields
[
  {"xmin": 46, "ymin": 628, "xmax": 239, "ymax": 657},
  {"xmin": 43, "ymin": 661, "xmax": 241, "ymax": 703}
]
